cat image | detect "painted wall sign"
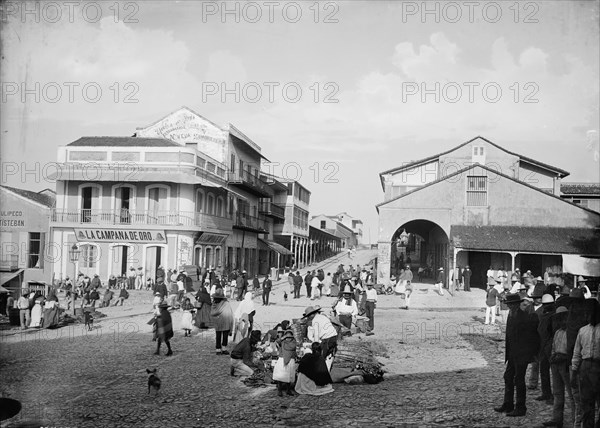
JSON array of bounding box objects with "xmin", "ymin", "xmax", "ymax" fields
[
  {"xmin": 74, "ymin": 228, "xmax": 167, "ymax": 243},
  {"xmin": 1, "ymin": 211, "xmax": 25, "ymax": 227}
]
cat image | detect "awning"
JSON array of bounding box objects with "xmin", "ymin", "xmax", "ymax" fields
[
  {"xmin": 258, "ymin": 238, "xmax": 293, "ymax": 255},
  {"xmin": 0, "ymin": 269, "xmax": 23, "ymax": 286},
  {"xmin": 451, "ymin": 225, "xmax": 600, "ymax": 255},
  {"xmin": 562, "ymin": 254, "xmax": 600, "ymax": 277},
  {"xmin": 195, "ymin": 232, "xmax": 228, "ymax": 245}
]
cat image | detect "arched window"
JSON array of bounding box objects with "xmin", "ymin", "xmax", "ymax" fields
[{"xmin": 214, "ymin": 247, "xmax": 221, "ymax": 267}]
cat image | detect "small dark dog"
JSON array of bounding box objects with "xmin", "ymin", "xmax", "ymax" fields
[
  {"xmin": 84, "ymin": 311, "xmax": 93, "ymax": 331},
  {"xmin": 283, "ymin": 292, "xmax": 288, "ymax": 302},
  {"xmin": 147, "ymin": 368, "xmax": 161, "ymax": 395}
]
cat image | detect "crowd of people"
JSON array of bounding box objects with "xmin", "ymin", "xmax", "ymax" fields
[{"xmin": 489, "ymin": 270, "xmax": 600, "ymax": 427}]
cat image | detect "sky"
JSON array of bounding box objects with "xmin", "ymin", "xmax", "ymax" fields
[{"xmin": 1, "ymin": 0, "xmax": 599, "ymax": 243}]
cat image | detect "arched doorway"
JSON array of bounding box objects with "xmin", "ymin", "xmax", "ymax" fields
[{"xmin": 390, "ymin": 220, "xmax": 449, "ymax": 282}]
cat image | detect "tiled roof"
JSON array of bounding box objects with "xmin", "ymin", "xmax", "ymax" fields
[
  {"xmin": 67, "ymin": 137, "xmax": 180, "ymax": 147},
  {"xmin": 1, "ymin": 185, "xmax": 55, "ymax": 207},
  {"xmin": 561, "ymin": 183, "xmax": 600, "ymax": 195},
  {"xmin": 451, "ymin": 225, "xmax": 600, "ymax": 255}
]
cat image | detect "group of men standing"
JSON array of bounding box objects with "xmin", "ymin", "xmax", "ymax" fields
[{"xmin": 495, "ymin": 283, "xmax": 600, "ymax": 427}]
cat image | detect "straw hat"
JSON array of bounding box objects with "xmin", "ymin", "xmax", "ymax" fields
[{"xmin": 302, "ymin": 306, "xmax": 321, "ymax": 318}]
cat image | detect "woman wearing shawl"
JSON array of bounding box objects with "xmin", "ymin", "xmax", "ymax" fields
[
  {"xmin": 194, "ymin": 285, "xmax": 212, "ymax": 329},
  {"xmin": 273, "ymin": 330, "xmax": 298, "ymax": 396},
  {"xmin": 30, "ymin": 298, "xmax": 44, "ymax": 328},
  {"xmin": 154, "ymin": 302, "xmax": 173, "ymax": 356},
  {"xmin": 234, "ymin": 291, "xmax": 256, "ymax": 340},
  {"xmin": 210, "ymin": 288, "xmax": 234, "ymax": 355},
  {"xmin": 295, "ymin": 342, "xmax": 334, "ymax": 396},
  {"xmin": 42, "ymin": 299, "xmax": 60, "ymax": 328}
]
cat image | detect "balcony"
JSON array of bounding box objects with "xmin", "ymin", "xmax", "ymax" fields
[
  {"xmin": 52, "ymin": 209, "xmax": 233, "ymax": 230},
  {"xmin": 228, "ymin": 170, "xmax": 273, "ymax": 197},
  {"xmin": 233, "ymin": 212, "xmax": 268, "ymax": 233},
  {"xmin": 0, "ymin": 255, "xmax": 19, "ymax": 272},
  {"xmin": 258, "ymin": 199, "xmax": 285, "ymax": 219}
]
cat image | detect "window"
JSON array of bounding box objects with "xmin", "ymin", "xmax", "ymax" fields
[
  {"xmin": 320, "ymin": 220, "xmax": 326, "ymax": 229},
  {"xmin": 206, "ymin": 194, "xmax": 215, "ymax": 215},
  {"xmin": 287, "ymin": 183, "xmax": 293, "ymax": 195},
  {"xmin": 215, "ymin": 247, "xmax": 221, "ymax": 266},
  {"xmin": 230, "ymin": 154, "xmax": 236, "ymax": 172},
  {"xmin": 195, "ymin": 190, "xmax": 204, "ymax": 213},
  {"xmin": 473, "ymin": 146, "xmax": 484, "ymax": 156},
  {"xmin": 216, "ymin": 197, "xmax": 223, "ymax": 217},
  {"xmin": 27, "ymin": 232, "xmax": 44, "ymax": 268},
  {"xmin": 467, "ymin": 175, "xmax": 487, "ymax": 206},
  {"xmin": 80, "ymin": 244, "xmax": 97, "ymax": 268}
]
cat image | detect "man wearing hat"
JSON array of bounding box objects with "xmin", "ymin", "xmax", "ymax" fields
[
  {"xmin": 494, "ymin": 293, "xmax": 540, "ymax": 417},
  {"xmin": 568, "ymin": 295, "xmax": 597, "ymax": 427},
  {"xmin": 230, "ymin": 330, "xmax": 262, "ymax": 377},
  {"xmin": 334, "ymin": 285, "xmax": 358, "ymax": 329},
  {"xmin": 570, "ymin": 299, "xmax": 600, "ymax": 428},
  {"xmin": 529, "ymin": 293, "xmax": 555, "ymax": 401},
  {"xmin": 364, "ymin": 282, "xmax": 377, "ymax": 333},
  {"xmin": 543, "ymin": 306, "xmax": 573, "ymax": 428},
  {"xmin": 303, "ymin": 306, "xmax": 338, "ymax": 362},
  {"xmin": 17, "ymin": 290, "xmax": 30, "ymax": 329},
  {"xmin": 154, "ymin": 302, "xmax": 173, "ymax": 356}
]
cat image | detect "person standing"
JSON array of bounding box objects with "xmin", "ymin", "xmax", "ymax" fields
[
  {"xmin": 262, "ymin": 274, "xmax": 272, "ymax": 306},
  {"xmin": 293, "ymin": 271, "xmax": 303, "ymax": 299},
  {"xmin": 127, "ymin": 267, "xmax": 136, "ymax": 289},
  {"xmin": 304, "ymin": 271, "xmax": 313, "ymax": 299},
  {"xmin": 154, "ymin": 302, "xmax": 173, "ymax": 356},
  {"xmin": 364, "ymin": 283, "xmax": 377, "ymax": 334},
  {"xmin": 211, "ymin": 288, "xmax": 234, "ymax": 355},
  {"xmin": 542, "ymin": 306, "xmax": 574, "ymax": 428},
  {"xmin": 532, "ymin": 294, "xmax": 555, "ymax": 402},
  {"xmin": 322, "ymin": 273, "xmax": 333, "ymax": 297},
  {"xmin": 463, "ymin": 265, "xmax": 472, "ymax": 292},
  {"xmin": 485, "ymin": 283, "xmax": 500, "ymax": 325},
  {"xmin": 310, "ymin": 274, "xmax": 321, "ymax": 300},
  {"xmin": 235, "ymin": 273, "xmax": 244, "ymax": 301},
  {"xmin": 494, "ymin": 294, "xmax": 540, "ymax": 417},
  {"xmin": 287, "ymin": 272, "xmax": 295, "ymax": 294},
  {"xmin": 252, "ymin": 275, "xmax": 260, "ymax": 293},
  {"xmin": 435, "ymin": 267, "xmax": 445, "ymax": 296},
  {"xmin": 570, "ymin": 299, "xmax": 600, "ymax": 428},
  {"xmin": 18, "ymin": 291, "xmax": 30, "ymax": 329}
]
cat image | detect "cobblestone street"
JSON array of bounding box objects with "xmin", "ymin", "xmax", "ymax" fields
[{"xmin": 0, "ymin": 284, "xmax": 564, "ymax": 427}]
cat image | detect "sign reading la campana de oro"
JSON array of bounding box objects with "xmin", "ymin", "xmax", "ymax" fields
[{"xmin": 74, "ymin": 228, "xmax": 167, "ymax": 243}]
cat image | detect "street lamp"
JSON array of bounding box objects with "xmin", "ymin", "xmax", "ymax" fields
[{"xmin": 69, "ymin": 244, "xmax": 80, "ymax": 315}]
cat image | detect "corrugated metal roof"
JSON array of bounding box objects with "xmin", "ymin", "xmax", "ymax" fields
[{"xmin": 1, "ymin": 185, "xmax": 55, "ymax": 207}]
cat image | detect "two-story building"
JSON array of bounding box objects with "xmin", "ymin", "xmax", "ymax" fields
[
  {"xmin": 49, "ymin": 107, "xmax": 303, "ymax": 281},
  {"xmin": 377, "ymin": 136, "xmax": 600, "ymax": 287},
  {"xmin": 0, "ymin": 186, "xmax": 55, "ymax": 295}
]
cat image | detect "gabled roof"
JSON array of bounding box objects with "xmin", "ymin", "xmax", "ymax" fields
[
  {"xmin": 561, "ymin": 183, "xmax": 600, "ymax": 196},
  {"xmin": 379, "ymin": 136, "xmax": 570, "ymax": 189},
  {"xmin": 0, "ymin": 185, "xmax": 55, "ymax": 208},
  {"xmin": 376, "ymin": 162, "xmax": 600, "ymax": 217},
  {"xmin": 67, "ymin": 137, "xmax": 180, "ymax": 147}
]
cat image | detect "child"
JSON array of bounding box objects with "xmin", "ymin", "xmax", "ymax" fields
[
  {"xmin": 180, "ymin": 297, "xmax": 195, "ymax": 337},
  {"xmin": 273, "ymin": 330, "xmax": 298, "ymax": 396}
]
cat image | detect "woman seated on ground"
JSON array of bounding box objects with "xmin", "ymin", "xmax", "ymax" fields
[
  {"xmin": 230, "ymin": 330, "xmax": 262, "ymax": 377},
  {"xmin": 295, "ymin": 342, "xmax": 334, "ymax": 396}
]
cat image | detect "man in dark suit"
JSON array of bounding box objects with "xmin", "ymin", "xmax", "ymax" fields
[
  {"xmin": 495, "ymin": 293, "xmax": 540, "ymax": 417},
  {"xmin": 463, "ymin": 266, "xmax": 472, "ymax": 292}
]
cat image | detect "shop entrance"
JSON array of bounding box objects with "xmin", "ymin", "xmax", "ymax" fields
[{"xmin": 145, "ymin": 246, "xmax": 164, "ymax": 282}]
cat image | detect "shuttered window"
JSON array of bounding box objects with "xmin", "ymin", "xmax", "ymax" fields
[{"xmin": 467, "ymin": 176, "xmax": 487, "ymax": 206}]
